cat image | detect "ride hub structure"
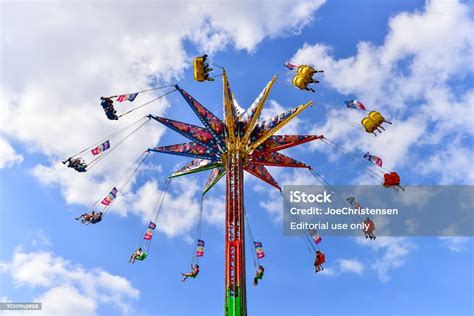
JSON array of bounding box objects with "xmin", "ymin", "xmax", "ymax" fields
[{"xmin": 148, "ymin": 71, "xmax": 323, "ymax": 315}]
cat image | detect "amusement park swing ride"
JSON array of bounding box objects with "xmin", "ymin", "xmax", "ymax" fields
[{"xmin": 64, "ymin": 56, "xmax": 402, "ymax": 315}]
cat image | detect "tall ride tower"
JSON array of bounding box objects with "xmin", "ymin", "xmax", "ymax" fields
[{"xmin": 150, "ymin": 71, "xmax": 322, "ymax": 315}]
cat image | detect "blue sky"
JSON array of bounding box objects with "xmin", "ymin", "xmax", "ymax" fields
[{"xmin": 1, "ymin": 0, "xmax": 473, "ymax": 315}]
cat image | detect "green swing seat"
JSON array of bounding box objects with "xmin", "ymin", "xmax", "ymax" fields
[{"xmin": 137, "ymin": 252, "xmax": 148, "ymax": 260}]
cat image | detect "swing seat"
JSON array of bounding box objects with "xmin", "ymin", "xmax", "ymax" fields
[
  {"xmin": 383, "ymin": 172, "xmax": 401, "ymax": 187},
  {"xmin": 194, "ymin": 69, "xmax": 206, "ymax": 82},
  {"xmin": 368, "ymin": 111, "xmax": 387, "ymax": 125},
  {"xmin": 298, "ymin": 65, "xmax": 316, "ymax": 79},
  {"xmin": 193, "ymin": 57, "xmax": 207, "ymax": 82},
  {"xmin": 137, "ymin": 252, "xmax": 148, "ymax": 260},
  {"xmin": 90, "ymin": 217, "xmax": 102, "ymax": 224},
  {"xmin": 361, "ymin": 117, "xmax": 378, "ymax": 133},
  {"xmin": 292, "ymin": 74, "xmax": 310, "ymax": 90}
]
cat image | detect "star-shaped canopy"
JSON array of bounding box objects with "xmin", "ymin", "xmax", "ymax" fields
[{"xmin": 148, "ymin": 71, "xmax": 323, "ymax": 193}]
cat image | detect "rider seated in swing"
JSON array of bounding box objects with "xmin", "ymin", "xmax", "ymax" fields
[
  {"xmin": 62, "ymin": 157, "xmax": 75, "ymax": 167},
  {"xmin": 202, "ymin": 54, "xmax": 213, "ymax": 73},
  {"xmin": 200, "ymin": 54, "xmax": 214, "ymax": 81},
  {"xmin": 129, "ymin": 247, "xmax": 146, "ymax": 263},
  {"xmin": 75, "ymin": 211, "xmax": 95, "ymax": 224},
  {"xmin": 75, "ymin": 161, "xmax": 87, "ymax": 172},
  {"xmin": 181, "ymin": 264, "xmax": 199, "ymax": 282},
  {"xmin": 62, "ymin": 157, "xmax": 80, "ymax": 168},
  {"xmin": 89, "ymin": 212, "xmax": 103, "ymax": 224},
  {"xmin": 308, "ymin": 69, "xmax": 324, "ymax": 84},
  {"xmin": 105, "ymin": 108, "xmax": 118, "ymax": 120},
  {"xmin": 100, "ymin": 96, "xmax": 113, "ymax": 109},
  {"xmin": 253, "ymin": 265, "xmax": 265, "ymax": 286},
  {"xmin": 314, "ymin": 250, "xmax": 326, "ymax": 273},
  {"xmin": 203, "ymin": 72, "xmax": 214, "ymax": 81},
  {"xmin": 100, "ymin": 96, "xmax": 119, "ymax": 120},
  {"xmin": 301, "ymin": 78, "xmax": 316, "ymax": 92},
  {"xmin": 363, "ymin": 217, "xmax": 376, "ymax": 239},
  {"xmin": 63, "ymin": 157, "xmax": 87, "ymax": 172}
]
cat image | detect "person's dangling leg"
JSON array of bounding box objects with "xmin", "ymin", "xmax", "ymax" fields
[{"xmin": 181, "ymin": 273, "xmax": 190, "ymax": 282}]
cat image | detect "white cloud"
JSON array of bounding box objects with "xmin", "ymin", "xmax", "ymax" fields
[
  {"xmin": 130, "ymin": 179, "xmax": 163, "ymax": 220},
  {"xmin": 0, "ymin": 138, "xmax": 23, "ymax": 169},
  {"xmin": 259, "ymin": 189, "xmax": 284, "ymax": 221},
  {"xmin": 316, "ymin": 258, "xmax": 364, "ymax": 277},
  {"xmin": 35, "ymin": 285, "xmax": 96, "ymax": 316},
  {"xmin": 337, "ymin": 258, "xmax": 364, "ymax": 274},
  {"xmin": 439, "ymin": 237, "xmax": 470, "ymax": 253},
  {"xmin": 316, "ymin": 266, "xmax": 336, "ymax": 276},
  {"xmin": 128, "ymin": 176, "xmax": 225, "ymax": 238},
  {"xmin": 203, "ymin": 195, "xmax": 225, "ymax": 227},
  {"xmin": 293, "ymin": 0, "xmax": 473, "ymax": 105},
  {"xmin": 0, "ymin": 0, "xmax": 326, "ymax": 234},
  {"xmin": 189, "ymin": 0, "xmax": 327, "ymax": 53},
  {"xmin": 31, "ymin": 230, "xmax": 53, "ymax": 248},
  {"xmin": 0, "ymin": 248, "xmax": 139, "ymax": 315},
  {"xmin": 397, "ymin": 186, "xmax": 438, "ymax": 208},
  {"xmin": 356, "ymin": 237, "xmax": 413, "ymax": 282},
  {"xmin": 155, "ymin": 178, "xmax": 201, "ymax": 237},
  {"xmin": 418, "ymin": 138, "xmax": 474, "ymax": 184},
  {"xmin": 291, "ymin": 0, "xmax": 474, "ymax": 184}
]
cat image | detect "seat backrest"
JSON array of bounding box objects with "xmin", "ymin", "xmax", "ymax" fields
[
  {"xmin": 193, "ymin": 57, "xmax": 205, "ymax": 67},
  {"xmin": 296, "ymin": 65, "xmax": 306, "ymax": 74},
  {"xmin": 361, "ymin": 117, "xmax": 377, "ymax": 132},
  {"xmin": 369, "ymin": 111, "xmax": 385, "ymax": 125}
]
